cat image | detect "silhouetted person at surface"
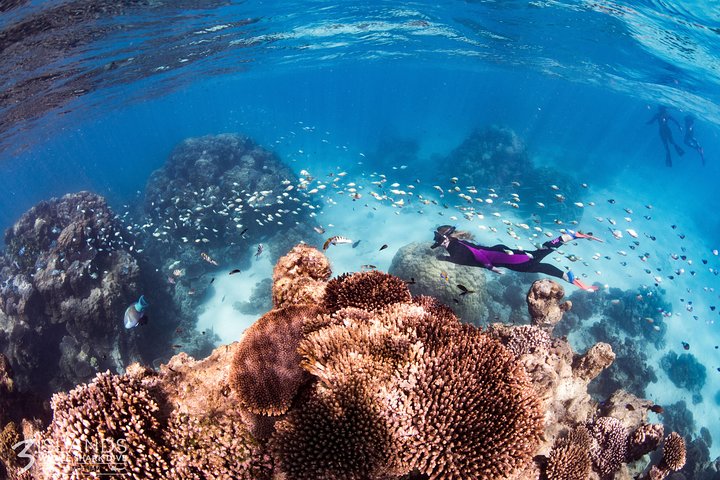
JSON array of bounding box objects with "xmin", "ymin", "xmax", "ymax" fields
[
  {"xmin": 647, "ymin": 105, "xmax": 684, "ymax": 167},
  {"xmin": 683, "ymin": 115, "xmax": 705, "ymax": 166}
]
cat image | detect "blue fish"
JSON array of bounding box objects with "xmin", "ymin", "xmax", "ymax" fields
[{"xmin": 124, "ymin": 295, "xmax": 149, "ymax": 329}]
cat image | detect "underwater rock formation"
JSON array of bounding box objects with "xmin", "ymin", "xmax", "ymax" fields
[
  {"xmin": 661, "ymin": 351, "xmax": 707, "ymax": 403},
  {"xmin": 271, "ymin": 242, "xmax": 330, "ymax": 308},
  {"xmin": 141, "ymin": 133, "xmax": 318, "ymax": 265},
  {"xmin": 527, "ymin": 279, "xmax": 572, "ymax": 333},
  {"xmin": 389, "ymin": 241, "xmax": 488, "ymax": 324},
  {"xmin": 139, "ymin": 134, "xmax": 320, "ymax": 333},
  {"xmin": 0, "ymin": 192, "xmax": 142, "ymax": 394},
  {"xmin": 435, "ymin": 125, "xmax": 583, "ymax": 222},
  {"xmin": 7, "ymin": 244, "xmax": 706, "ymax": 480}
]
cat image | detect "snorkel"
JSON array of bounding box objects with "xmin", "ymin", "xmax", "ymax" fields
[{"xmin": 431, "ymin": 225, "xmax": 456, "ymax": 249}]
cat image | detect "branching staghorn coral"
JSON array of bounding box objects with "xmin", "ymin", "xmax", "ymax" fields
[
  {"xmin": 545, "ymin": 425, "xmax": 592, "ymax": 480},
  {"xmin": 34, "ymin": 371, "xmax": 171, "ymax": 479},
  {"xmin": 399, "ymin": 323, "xmax": 544, "ymax": 480},
  {"xmin": 323, "ymin": 270, "xmax": 412, "ymax": 313},
  {"xmin": 270, "ymin": 377, "xmax": 400, "ymax": 480},
  {"xmin": 164, "ymin": 412, "xmax": 271, "ymax": 480},
  {"xmin": 648, "ymin": 432, "xmax": 687, "ymax": 480}
]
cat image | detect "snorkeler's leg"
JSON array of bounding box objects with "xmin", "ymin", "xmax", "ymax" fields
[
  {"xmin": 668, "ymin": 132, "xmax": 684, "ymax": 155},
  {"xmin": 662, "ymin": 137, "xmax": 672, "ymax": 167},
  {"xmin": 541, "ymin": 231, "xmax": 602, "ymax": 249},
  {"xmin": 526, "ymin": 263, "xmax": 599, "ymax": 291}
]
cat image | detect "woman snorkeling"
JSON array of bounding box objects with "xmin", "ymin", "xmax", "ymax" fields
[
  {"xmin": 430, "ymin": 225, "xmax": 601, "ymax": 291},
  {"xmin": 647, "ymin": 105, "xmax": 684, "ymax": 167}
]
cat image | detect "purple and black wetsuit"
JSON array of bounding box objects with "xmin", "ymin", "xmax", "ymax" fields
[{"xmin": 445, "ymin": 236, "xmax": 566, "ymax": 279}]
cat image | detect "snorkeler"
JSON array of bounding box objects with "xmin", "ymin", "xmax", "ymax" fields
[
  {"xmin": 430, "ymin": 225, "xmax": 600, "ymax": 291},
  {"xmin": 683, "ymin": 115, "xmax": 705, "ymax": 166},
  {"xmin": 647, "ymin": 106, "xmax": 684, "ymax": 167}
]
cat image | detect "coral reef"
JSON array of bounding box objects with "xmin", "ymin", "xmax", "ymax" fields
[
  {"xmin": 647, "ymin": 432, "xmax": 686, "ymax": 480},
  {"xmin": 527, "ymin": 279, "xmax": 572, "ymax": 333},
  {"xmin": 545, "ymin": 426, "xmax": 592, "ymax": 480},
  {"xmin": 229, "ymin": 305, "xmax": 318, "ymax": 415},
  {"xmin": 627, "ymin": 424, "xmax": 665, "ymax": 462},
  {"xmin": 399, "ymin": 323, "xmax": 543, "ymax": 479},
  {"xmin": 8, "ymin": 244, "xmax": 711, "ymax": 480},
  {"xmin": 35, "ymin": 370, "xmax": 171, "ymax": 478},
  {"xmin": 0, "ymin": 192, "xmax": 142, "ymax": 394},
  {"xmin": 323, "ymin": 270, "xmax": 411, "ymax": 313},
  {"xmin": 558, "ymin": 286, "xmax": 668, "ymax": 401},
  {"xmin": 270, "ymin": 377, "xmax": 399, "ymax": 480},
  {"xmin": 137, "ymin": 134, "xmax": 320, "ymax": 340},
  {"xmin": 588, "ymin": 416, "xmax": 628, "ymax": 479},
  {"xmin": 389, "ymin": 241, "xmax": 488, "ymax": 323},
  {"xmin": 272, "ymin": 243, "xmax": 330, "ymax": 308},
  {"xmin": 31, "ymin": 345, "xmax": 270, "ymax": 479},
  {"xmin": 660, "ymin": 401, "xmax": 696, "ymax": 440},
  {"xmin": 141, "ymin": 134, "xmax": 318, "ymax": 266},
  {"xmin": 660, "ymin": 352, "xmax": 706, "ymax": 402},
  {"xmin": 435, "ymin": 125, "xmax": 583, "ymax": 222}
]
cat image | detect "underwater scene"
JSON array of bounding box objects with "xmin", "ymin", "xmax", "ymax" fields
[{"xmin": 1, "ymin": 1, "xmax": 719, "ymax": 479}]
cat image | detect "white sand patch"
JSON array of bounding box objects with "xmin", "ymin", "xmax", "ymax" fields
[{"xmin": 197, "ymin": 247, "xmax": 274, "ymax": 343}]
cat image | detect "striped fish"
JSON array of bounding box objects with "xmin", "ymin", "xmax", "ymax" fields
[
  {"xmin": 323, "ymin": 235, "xmax": 353, "ymax": 250},
  {"xmin": 200, "ymin": 252, "xmax": 219, "ymax": 266}
]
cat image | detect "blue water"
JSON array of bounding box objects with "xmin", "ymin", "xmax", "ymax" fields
[{"xmin": 2, "ymin": 0, "xmax": 720, "ymax": 461}]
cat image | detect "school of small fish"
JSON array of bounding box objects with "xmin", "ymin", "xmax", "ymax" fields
[{"xmin": 51, "ymin": 122, "xmax": 716, "ymax": 370}]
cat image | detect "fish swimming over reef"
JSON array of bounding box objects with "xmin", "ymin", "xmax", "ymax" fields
[
  {"xmin": 323, "ymin": 235, "xmax": 353, "ymax": 250},
  {"xmin": 200, "ymin": 252, "xmax": 219, "ymax": 266}
]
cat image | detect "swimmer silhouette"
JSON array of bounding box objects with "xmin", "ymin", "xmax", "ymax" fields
[
  {"xmin": 647, "ymin": 106, "xmax": 684, "ymax": 167},
  {"xmin": 683, "ymin": 115, "xmax": 705, "ymax": 166}
]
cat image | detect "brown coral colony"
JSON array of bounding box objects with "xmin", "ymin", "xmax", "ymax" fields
[{"xmin": 6, "ymin": 244, "xmax": 696, "ymax": 480}]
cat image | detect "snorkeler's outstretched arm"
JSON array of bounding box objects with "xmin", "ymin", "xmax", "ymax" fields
[
  {"xmin": 646, "ymin": 113, "xmax": 658, "ymax": 125},
  {"xmin": 669, "ymin": 116, "xmax": 682, "ymax": 130}
]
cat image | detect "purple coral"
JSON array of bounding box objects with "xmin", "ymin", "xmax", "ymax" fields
[{"xmin": 589, "ymin": 416, "xmax": 628, "ymax": 479}]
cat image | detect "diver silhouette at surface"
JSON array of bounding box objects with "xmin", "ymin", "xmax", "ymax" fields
[
  {"xmin": 647, "ymin": 105, "xmax": 684, "ymax": 167},
  {"xmin": 430, "ymin": 225, "xmax": 602, "ymax": 291},
  {"xmin": 683, "ymin": 115, "xmax": 705, "ymax": 166}
]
